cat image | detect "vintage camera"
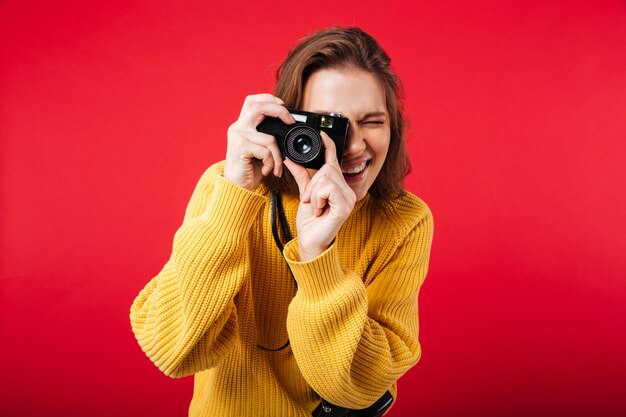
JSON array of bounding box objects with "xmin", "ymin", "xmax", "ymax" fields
[{"xmin": 256, "ymin": 109, "xmax": 349, "ymax": 169}]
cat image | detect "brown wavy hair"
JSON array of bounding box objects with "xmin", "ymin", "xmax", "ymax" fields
[{"xmin": 264, "ymin": 26, "xmax": 411, "ymax": 201}]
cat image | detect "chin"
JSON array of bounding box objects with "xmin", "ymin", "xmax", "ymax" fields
[{"xmin": 352, "ymin": 186, "xmax": 369, "ymax": 201}]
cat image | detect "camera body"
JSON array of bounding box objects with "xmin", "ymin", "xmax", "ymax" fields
[{"xmin": 256, "ymin": 109, "xmax": 349, "ymax": 169}]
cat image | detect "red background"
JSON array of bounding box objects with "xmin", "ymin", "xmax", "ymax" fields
[{"xmin": 1, "ymin": 1, "xmax": 625, "ymax": 416}]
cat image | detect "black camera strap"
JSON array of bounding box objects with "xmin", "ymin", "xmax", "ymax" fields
[
  {"xmin": 312, "ymin": 390, "xmax": 394, "ymax": 417},
  {"xmin": 270, "ymin": 190, "xmax": 292, "ymax": 253},
  {"xmin": 269, "ymin": 191, "xmax": 393, "ymax": 417},
  {"xmin": 256, "ymin": 190, "xmax": 296, "ymax": 352},
  {"xmin": 270, "ymin": 190, "xmax": 297, "ymax": 290}
]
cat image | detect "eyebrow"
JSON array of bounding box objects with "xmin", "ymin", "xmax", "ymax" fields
[
  {"xmin": 311, "ymin": 110, "xmax": 387, "ymax": 120},
  {"xmin": 360, "ymin": 112, "xmax": 387, "ymax": 119}
]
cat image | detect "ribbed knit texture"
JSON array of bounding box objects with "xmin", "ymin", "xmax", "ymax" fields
[{"xmin": 130, "ymin": 161, "xmax": 434, "ymax": 417}]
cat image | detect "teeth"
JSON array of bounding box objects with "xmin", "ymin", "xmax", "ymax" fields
[{"xmin": 342, "ymin": 161, "xmax": 367, "ymax": 175}]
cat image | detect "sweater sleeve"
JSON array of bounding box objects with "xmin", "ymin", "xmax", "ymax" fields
[
  {"xmin": 283, "ymin": 205, "xmax": 433, "ymax": 409},
  {"xmin": 130, "ymin": 163, "xmax": 267, "ymax": 378}
]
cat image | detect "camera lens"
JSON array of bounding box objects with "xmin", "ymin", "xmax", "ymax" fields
[
  {"xmin": 293, "ymin": 135, "xmax": 312, "ymax": 154},
  {"xmin": 284, "ymin": 126, "xmax": 322, "ymax": 164}
]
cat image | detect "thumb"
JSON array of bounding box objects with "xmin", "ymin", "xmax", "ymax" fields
[
  {"xmin": 320, "ymin": 131, "xmax": 339, "ymax": 167},
  {"xmin": 283, "ymin": 159, "xmax": 311, "ymax": 201}
]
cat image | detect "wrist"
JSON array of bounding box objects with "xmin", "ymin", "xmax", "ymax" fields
[
  {"xmin": 223, "ymin": 169, "xmax": 256, "ymax": 191},
  {"xmin": 298, "ymin": 247, "xmax": 323, "ymax": 262},
  {"xmin": 297, "ymin": 239, "xmax": 333, "ymax": 262}
]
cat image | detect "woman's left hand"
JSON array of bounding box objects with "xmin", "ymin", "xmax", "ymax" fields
[{"xmin": 284, "ymin": 132, "xmax": 357, "ymax": 261}]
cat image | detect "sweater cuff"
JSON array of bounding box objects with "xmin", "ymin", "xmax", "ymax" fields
[
  {"xmin": 283, "ymin": 240, "xmax": 354, "ymax": 301},
  {"xmin": 200, "ymin": 174, "xmax": 267, "ymax": 241}
]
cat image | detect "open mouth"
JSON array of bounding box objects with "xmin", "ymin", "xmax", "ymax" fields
[{"xmin": 341, "ymin": 160, "xmax": 370, "ymax": 181}]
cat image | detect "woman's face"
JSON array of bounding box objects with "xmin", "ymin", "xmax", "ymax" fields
[{"xmin": 301, "ymin": 68, "xmax": 391, "ymax": 201}]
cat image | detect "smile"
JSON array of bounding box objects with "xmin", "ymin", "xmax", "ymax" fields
[{"xmin": 341, "ymin": 161, "xmax": 367, "ymax": 175}]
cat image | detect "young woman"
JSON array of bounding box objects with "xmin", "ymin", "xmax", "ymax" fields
[{"xmin": 130, "ymin": 27, "xmax": 433, "ymax": 417}]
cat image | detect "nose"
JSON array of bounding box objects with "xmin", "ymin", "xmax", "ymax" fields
[{"xmin": 343, "ymin": 123, "xmax": 366, "ymax": 157}]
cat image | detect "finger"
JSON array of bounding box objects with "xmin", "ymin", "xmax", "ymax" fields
[
  {"xmin": 283, "ymin": 159, "xmax": 311, "ymax": 199},
  {"xmin": 302, "ymin": 168, "xmax": 324, "ymax": 202},
  {"xmin": 240, "ymin": 94, "xmax": 285, "ymax": 116},
  {"xmin": 303, "ymin": 164, "xmax": 343, "ymax": 202},
  {"xmin": 242, "ymin": 101, "xmax": 296, "ymax": 128},
  {"xmin": 242, "ymin": 142, "xmax": 275, "ymax": 177},
  {"xmin": 308, "ymin": 173, "xmax": 350, "ymax": 217},
  {"xmin": 228, "ymin": 127, "xmax": 284, "ymax": 177},
  {"xmin": 320, "ymin": 131, "xmax": 339, "ymax": 167},
  {"xmin": 244, "ymin": 131, "xmax": 284, "ymax": 177},
  {"xmin": 310, "ymin": 182, "xmax": 332, "ymax": 217},
  {"xmin": 309, "ymin": 168, "xmax": 356, "ymax": 208},
  {"xmin": 306, "ymin": 173, "xmax": 334, "ymax": 214}
]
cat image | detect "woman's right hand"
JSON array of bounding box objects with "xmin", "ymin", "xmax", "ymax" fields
[{"xmin": 224, "ymin": 94, "xmax": 296, "ymax": 190}]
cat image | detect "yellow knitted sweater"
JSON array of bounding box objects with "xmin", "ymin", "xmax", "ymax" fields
[{"xmin": 130, "ymin": 162, "xmax": 433, "ymax": 417}]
